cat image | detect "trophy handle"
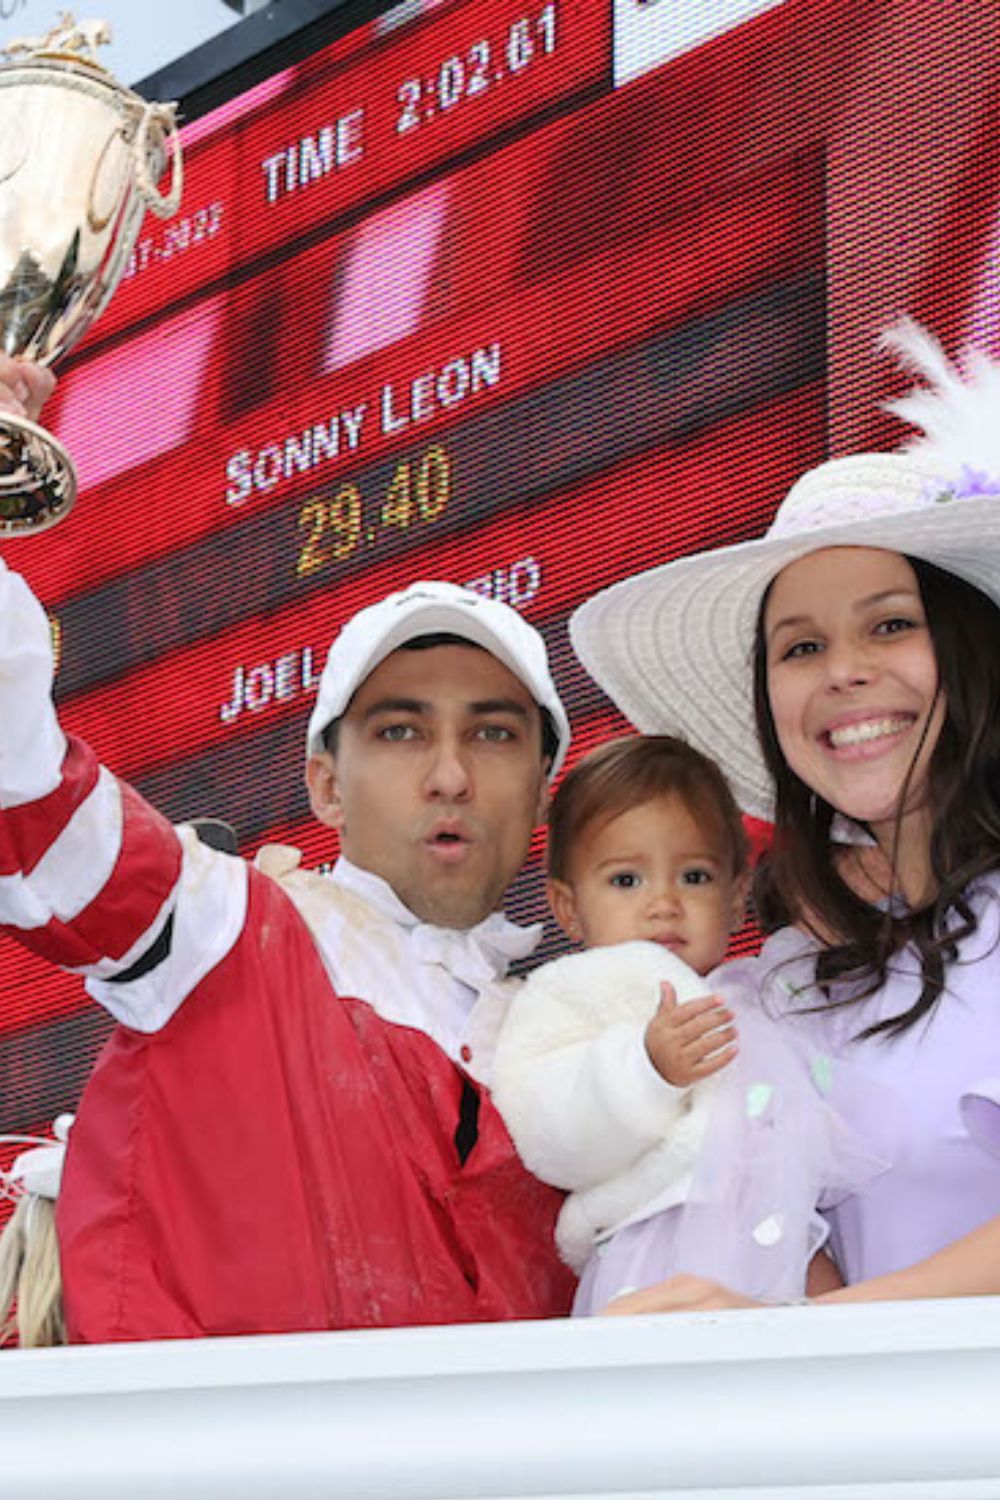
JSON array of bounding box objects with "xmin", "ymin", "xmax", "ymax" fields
[{"xmin": 131, "ymin": 101, "xmax": 183, "ymax": 220}]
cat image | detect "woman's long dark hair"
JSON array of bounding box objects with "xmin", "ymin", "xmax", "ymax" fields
[{"xmin": 753, "ymin": 556, "xmax": 1000, "ymax": 1037}]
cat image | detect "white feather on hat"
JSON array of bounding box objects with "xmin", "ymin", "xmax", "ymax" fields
[{"xmin": 882, "ymin": 316, "xmax": 1000, "ymax": 496}]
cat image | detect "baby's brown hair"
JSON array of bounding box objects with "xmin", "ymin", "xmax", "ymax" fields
[{"xmin": 548, "ymin": 735, "xmax": 748, "ymax": 882}]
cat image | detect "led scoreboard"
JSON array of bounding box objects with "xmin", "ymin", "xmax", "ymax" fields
[{"xmin": 1, "ymin": 0, "xmax": 832, "ymax": 1155}]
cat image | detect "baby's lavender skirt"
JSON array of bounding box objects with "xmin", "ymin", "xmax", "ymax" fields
[{"xmin": 572, "ymin": 994, "xmax": 890, "ymax": 1316}]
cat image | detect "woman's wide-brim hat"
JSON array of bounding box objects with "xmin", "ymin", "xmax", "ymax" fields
[{"xmin": 570, "ymin": 322, "xmax": 1000, "ymax": 822}]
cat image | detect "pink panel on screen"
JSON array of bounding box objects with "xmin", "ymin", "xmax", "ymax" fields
[
  {"xmin": 182, "ymin": 70, "xmax": 295, "ymax": 146},
  {"xmin": 52, "ymin": 310, "xmax": 220, "ymax": 491},
  {"xmin": 324, "ymin": 182, "xmax": 450, "ymax": 370}
]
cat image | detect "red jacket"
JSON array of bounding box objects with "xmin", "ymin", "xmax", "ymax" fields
[{"xmin": 59, "ymin": 863, "xmax": 575, "ymax": 1340}]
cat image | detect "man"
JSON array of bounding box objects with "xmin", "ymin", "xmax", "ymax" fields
[{"xmin": 0, "ymin": 358, "xmax": 576, "ymax": 1340}]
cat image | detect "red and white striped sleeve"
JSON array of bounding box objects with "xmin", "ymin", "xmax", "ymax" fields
[{"xmin": 0, "ymin": 565, "xmax": 248, "ymax": 1033}]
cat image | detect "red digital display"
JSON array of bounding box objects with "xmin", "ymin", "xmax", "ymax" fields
[
  {"xmin": 3, "ymin": 0, "xmax": 998, "ymax": 1191},
  {"xmin": 90, "ymin": 0, "xmax": 608, "ymax": 343}
]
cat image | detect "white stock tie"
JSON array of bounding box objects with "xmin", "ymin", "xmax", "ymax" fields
[{"xmin": 409, "ymin": 915, "xmax": 542, "ymax": 993}]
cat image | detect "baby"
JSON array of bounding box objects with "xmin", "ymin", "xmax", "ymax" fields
[{"xmin": 493, "ymin": 736, "xmax": 858, "ymax": 1313}]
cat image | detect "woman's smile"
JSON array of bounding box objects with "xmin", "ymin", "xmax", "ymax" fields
[{"xmin": 820, "ymin": 711, "xmax": 917, "ymax": 755}]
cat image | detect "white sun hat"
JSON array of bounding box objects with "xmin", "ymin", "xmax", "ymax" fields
[
  {"xmin": 570, "ymin": 321, "xmax": 1000, "ymax": 821},
  {"xmin": 306, "ymin": 580, "xmax": 571, "ymax": 777}
]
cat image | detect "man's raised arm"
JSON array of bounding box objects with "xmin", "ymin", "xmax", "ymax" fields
[{"xmin": 0, "ymin": 358, "xmax": 246, "ymax": 1030}]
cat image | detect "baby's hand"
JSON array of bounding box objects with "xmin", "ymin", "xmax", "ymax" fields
[{"xmin": 644, "ymin": 982, "xmax": 738, "ymax": 1087}]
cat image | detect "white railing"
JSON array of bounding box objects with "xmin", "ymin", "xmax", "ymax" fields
[{"xmin": 2, "ymin": 1299, "xmax": 1000, "ymax": 1498}]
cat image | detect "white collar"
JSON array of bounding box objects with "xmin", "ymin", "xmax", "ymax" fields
[
  {"xmin": 330, "ymin": 857, "xmax": 542, "ymax": 987},
  {"xmin": 331, "ymin": 856, "xmax": 420, "ymax": 927}
]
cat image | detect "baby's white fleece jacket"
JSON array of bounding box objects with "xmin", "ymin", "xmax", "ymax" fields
[{"xmin": 491, "ymin": 940, "xmax": 735, "ymax": 1270}]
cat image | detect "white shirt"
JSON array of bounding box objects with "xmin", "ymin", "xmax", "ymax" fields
[{"xmin": 291, "ymin": 858, "xmax": 543, "ymax": 1080}]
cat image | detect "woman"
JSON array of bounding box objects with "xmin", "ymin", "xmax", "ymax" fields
[{"xmin": 569, "ymin": 322, "xmax": 1000, "ymax": 1307}]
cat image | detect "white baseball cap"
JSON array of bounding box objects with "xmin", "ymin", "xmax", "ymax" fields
[{"xmin": 306, "ymin": 581, "xmax": 571, "ymax": 778}]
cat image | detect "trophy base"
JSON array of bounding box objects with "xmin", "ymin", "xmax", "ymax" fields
[{"xmin": 0, "ymin": 414, "xmax": 77, "ymax": 536}]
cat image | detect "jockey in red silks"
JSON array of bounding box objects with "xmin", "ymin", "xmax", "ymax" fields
[{"xmin": 0, "ymin": 356, "xmax": 574, "ymax": 1342}]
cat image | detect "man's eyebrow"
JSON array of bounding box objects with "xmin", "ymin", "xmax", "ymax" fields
[
  {"xmin": 360, "ymin": 696, "xmax": 428, "ymax": 719},
  {"xmin": 359, "ymin": 697, "xmax": 532, "ymax": 719},
  {"xmin": 468, "ymin": 698, "xmax": 531, "ymax": 719}
]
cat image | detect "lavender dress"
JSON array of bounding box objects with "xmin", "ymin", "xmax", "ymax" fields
[{"xmin": 759, "ymin": 876, "xmax": 1000, "ymax": 1284}]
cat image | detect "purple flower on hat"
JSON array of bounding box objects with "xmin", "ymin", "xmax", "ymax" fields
[
  {"xmin": 951, "ymin": 464, "xmax": 1000, "ymax": 500},
  {"xmin": 926, "ymin": 466, "xmax": 1000, "ymax": 505}
]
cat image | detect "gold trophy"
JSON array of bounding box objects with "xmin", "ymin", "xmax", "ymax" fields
[{"xmin": 0, "ymin": 12, "xmax": 182, "ymax": 534}]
